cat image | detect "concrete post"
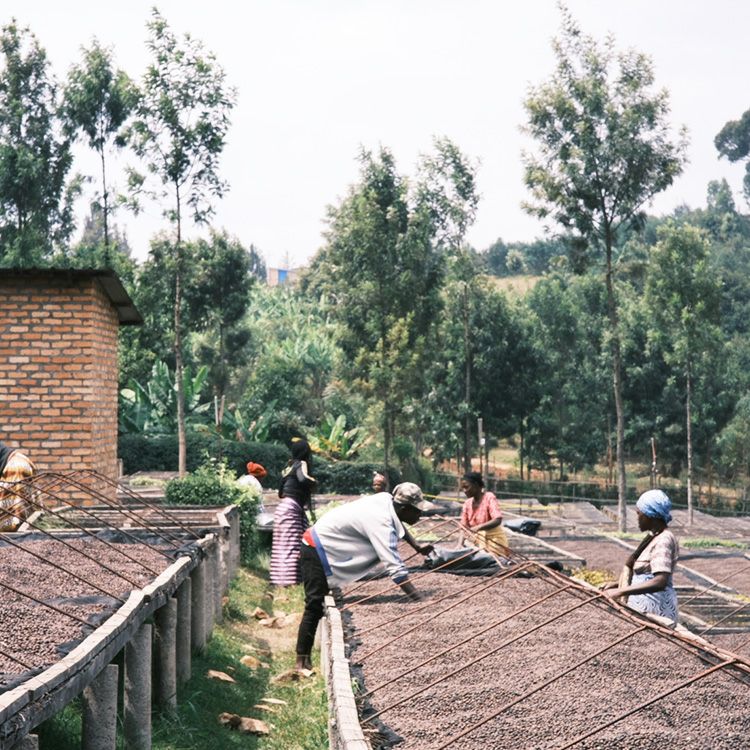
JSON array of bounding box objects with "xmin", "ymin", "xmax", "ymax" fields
[
  {"xmin": 176, "ymin": 577, "xmax": 192, "ymax": 684},
  {"xmin": 124, "ymin": 623, "xmax": 152, "ymax": 750},
  {"xmin": 10, "ymin": 735, "xmax": 38, "ymax": 749},
  {"xmin": 82, "ymin": 663, "xmax": 119, "ymax": 750},
  {"xmin": 154, "ymin": 598, "xmax": 178, "ymax": 712},
  {"xmin": 206, "ymin": 541, "xmax": 216, "ymax": 624},
  {"xmin": 219, "ymin": 530, "xmax": 229, "ymax": 592},
  {"xmin": 232, "ymin": 511, "xmax": 242, "ymax": 575},
  {"xmin": 214, "ymin": 537, "xmax": 225, "ymax": 625},
  {"xmin": 190, "ymin": 560, "xmax": 207, "ymax": 652},
  {"xmin": 204, "ymin": 545, "xmax": 216, "ymax": 638}
]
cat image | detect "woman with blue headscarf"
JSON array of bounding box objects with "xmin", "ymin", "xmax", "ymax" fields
[{"xmin": 603, "ymin": 489, "xmax": 679, "ymax": 623}]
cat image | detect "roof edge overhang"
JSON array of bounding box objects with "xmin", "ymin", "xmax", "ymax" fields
[{"xmin": 1, "ymin": 268, "xmax": 143, "ymax": 326}]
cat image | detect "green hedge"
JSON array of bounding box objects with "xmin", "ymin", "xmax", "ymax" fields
[
  {"xmin": 313, "ymin": 461, "xmax": 401, "ymax": 495},
  {"xmin": 165, "ymin": 464, "xmax": 260, "ymax": 565},
  {"xmin": 119, "ymin": 433, "xmax": 419, "ymax": 496},
  {"xmin": 118, "ymin": 433, "xmax": 288, "ymax": 486}
]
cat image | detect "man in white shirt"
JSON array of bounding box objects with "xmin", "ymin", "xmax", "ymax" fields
[{"xmin": 294, "ymin": 482, "xmax": 428, "ymax": 670}]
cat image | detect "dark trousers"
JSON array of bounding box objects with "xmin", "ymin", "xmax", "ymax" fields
[{"xmin": 295, "ymin": 543, "xmax": 330, "ymax": 657}]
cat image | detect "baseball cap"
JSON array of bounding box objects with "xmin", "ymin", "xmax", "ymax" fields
[{"xmin": 392, "ymin": 482, "xmax": 424, "ymax": 507}]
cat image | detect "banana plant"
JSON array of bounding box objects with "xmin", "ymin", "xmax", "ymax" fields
[
  {"xmin": 196, "ymin": 401, "xmax": 279, "ymax": 443},
  {"xmin": 119, "ymin": 361, "xmax": 211, "ymax": 434},
  {"xmin": 308, "ymin": 413, "xmax": 370, "ymax": 460}
]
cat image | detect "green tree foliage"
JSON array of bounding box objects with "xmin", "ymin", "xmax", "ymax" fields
[
  {"xmin": 125, "ymin": 9, "xmax": 235, "ymax": 474},
  {"xmin": 717, "ymin": 395, "xmax": 750, "ymax": 482},
  {"xmin": 119, "ymin": 360, "xmax": 210, "ymax": 434},
  {"xmin": 524, "ymin": 273, "xmax": 609, "ymax": 477},
  {"xmin": 63, "ymin": 39, "xmax": 138, "ymax": 262},
  {"xmin": 523, "ymin": 8, "xmax": 687, "ymax": 528},
  {"xmin": 307, "ymin": 146, "xmax": 445, "ymax": 470},
  {"xmin": 423, "ymin": 275, "xmax": 541, "ymax": 469},
  {"xmin": 715, "ymin": 109, "xmax": 750, "ymax": 201},
  {"xmin": 69, "ymin": 202, "xmax": 136, "ymax": 281},
  {"xmin": 644, "ymin": 223, "xmax": 723, "ymax": 522},
  {"xmin": 0, "ymin": 21, "xmax": 77, "ymax": 266},
  {"xmin": 242, "ymin": 287, "xmax": 343, "ymax": 441},
  {"xmin": 188, "ymin": 230, "xmax": 259, "ymax": 419},
  {"xmin": 482, "ymin": 236, "xmax": 567, "ymax": 276}
]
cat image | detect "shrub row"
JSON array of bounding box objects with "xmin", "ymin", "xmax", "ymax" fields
[
  {"xmin": 119, "ymin": 433, "xmax": 404, "ymax": 495},
  {"xmin": 165, "ymin": 464, "xmax": 260, "ymax": 565},
  {"xmin": 119, "ymin": 433, "xmax": 289, "ymax": 486}
]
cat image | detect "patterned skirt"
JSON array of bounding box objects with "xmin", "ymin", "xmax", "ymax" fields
[
  {"xmin": 628, "ymin": 572, "xmax": 679, "ymax": 624},
  {"xmin": 0, "ymin": 450, "xmax": 36, "ymax": 532},
  {"xmin": 269, "ymin": 498, "xmax": 309, "ymax": 587},
  {"xmin": 474, "ymin": 525, "xmax": 510, "ymax": 557}
]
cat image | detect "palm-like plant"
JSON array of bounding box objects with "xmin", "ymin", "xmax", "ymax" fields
[{"xmin": 119, "ymin": 361, "xmax": 211, "ymax": 434}]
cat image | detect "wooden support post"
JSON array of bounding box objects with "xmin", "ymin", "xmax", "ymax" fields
[
  {"xmin": 124, "ymin": 623, "xmax": 152, "ymax": 750},
  {"xmin": 154, "ymin": 598, "xmax": 178, "ymax": 712},
  {"xmin": 82, "ymin": 663, "xmax": 119, "ymax": 750},
  {"xmin": 191, "ymin": 559, "xmax": 207, "ymax": 651},
  {"xmin": 176, "ymin": 577, "xmax": 192, "ymax": 684}
]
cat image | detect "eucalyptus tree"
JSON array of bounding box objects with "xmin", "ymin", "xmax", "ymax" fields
[
  {"xmin": 715, "ymin": 109, "xmax": 750, "ymax": 201},
  {"xmin": 125, "ymin": 9, "xmax": 235, "ymax": 474},
  {"xmin": 417, "ymin": 137, "xmax": 479, "ymax": 469},
  {"xmin": 0, "ymin": 21, "xmax": 76, "ymax": 266},
  {"xmin": 644, "ymin": 223, "xmax": 722, "ymax": 524},
  {"xmin": 188, "ymin": 230, "xmax": 258, "ymax": 423},
  {"xmin": 311, "ymin": 146, "xmax": 443, "ymax": 471},
  {"xmin": 63, "ymin": 40, "xmax": 138, "ymax": 262},
  {"xmin": 522, "ymin": 9, "xmax": 687, "ymax": 529}
]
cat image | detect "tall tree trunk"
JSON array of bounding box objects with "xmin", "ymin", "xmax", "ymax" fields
[
  {"xmin": 174, "ymin": 186, "xmax": 187, "ymax": 476},
  {"xmin": 100, "ymin": 146, "xmax": 110, "ymax": 265},
  {"xmin": 462, "ymin": 282, "xmax": 472, "ymax": 472},
  {"xmin": 686, "ymin": 361, "xmax": 694, "ymax": 526},
  {"xmin": 605, "ymin": 231, "xmax": 628, "ymax": 531},
  {"xmin": 519, "ymin": 420, "xmax": 525, "ymax": 481}
]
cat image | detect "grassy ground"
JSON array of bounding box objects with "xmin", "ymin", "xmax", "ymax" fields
[{"xmin": 38, "ymin": 559, "xmax": 329, "ymax": 749}]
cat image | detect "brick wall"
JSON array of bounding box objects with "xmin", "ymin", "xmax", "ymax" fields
[{"xmin": 0, "ymin": 273, "xmax": 120, "ymax": 502}]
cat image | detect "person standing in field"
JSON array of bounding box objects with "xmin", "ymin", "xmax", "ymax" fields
[
  {"xmin": 459, "ymin": 471, "xmax": 509, "ymax": 555},
  {"xmin": 270, "ymin": 439, "xmax": 316, "ymax": 587},
  {"xmin": 0, "ymin": 441, "xmax": 36, "ymax": 531}
]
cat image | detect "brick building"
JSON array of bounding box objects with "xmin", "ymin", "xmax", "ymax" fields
[{"xmin": 0, "ymin": 270, "xmax": 141, "ymax": 499}]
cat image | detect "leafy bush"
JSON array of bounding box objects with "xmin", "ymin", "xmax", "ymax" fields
[
  {"xmin": 118, "ymin": 433, "xmax": 288, "ymax": 486},
  {"xmin": 313, "ymin": 460, "xmax": 401, "ymax": 495},
  {"xmin": 165, "ymin": 460, "xmax": 260, "ymax": 565}
]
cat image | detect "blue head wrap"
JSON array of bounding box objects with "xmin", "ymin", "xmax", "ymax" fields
[{"xmin": 636, "ymin": 489, "xmax": 672, "ymax": 524}]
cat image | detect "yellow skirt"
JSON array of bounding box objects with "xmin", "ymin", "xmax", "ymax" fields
[{"xmin": 474, "ymin": 525, "xmax": 509, "ymax": 557}]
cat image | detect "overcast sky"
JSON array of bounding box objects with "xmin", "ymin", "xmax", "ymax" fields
[{"xmin": 3, "ymin": 0, "xmax": 749, "ymax": 268}]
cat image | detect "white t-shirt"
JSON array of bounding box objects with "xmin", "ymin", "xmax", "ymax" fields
[{"xmin": 310, "ymin": 493, "xmax": 408, "ymax": 586}]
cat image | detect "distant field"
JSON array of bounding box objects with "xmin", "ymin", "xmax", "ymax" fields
[{"xmin": 485, "ymin": 274, "xmax": 542, "ymax": 295}]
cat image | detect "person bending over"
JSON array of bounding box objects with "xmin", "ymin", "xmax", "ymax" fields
[{"xmin": 295, "ymin": 482, "xmax": 429, "ymax": 671}]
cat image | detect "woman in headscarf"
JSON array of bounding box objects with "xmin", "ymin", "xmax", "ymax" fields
[
  {"xmin": 0, "ymin": 441, "xmax": 36, "ymax": 531},
  {"xmin": 459, "ymin": 471, "xmax": 509, "ymax": 555},
  {"xmin": 603, "ymin": 489, "xmax": 679, "ymax": 623},
  {"xmin": 270, "ymin": 439, "xmax": 316, "ymax": 587},
  {"xmin": 237, "ymin": 461, "xmax": 267, "ymax": 495}
]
